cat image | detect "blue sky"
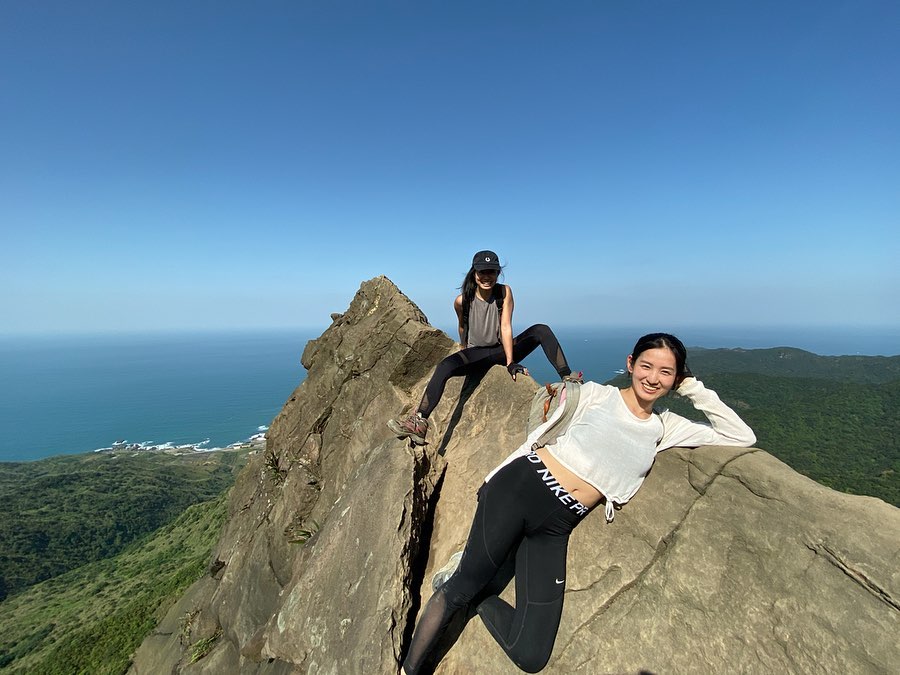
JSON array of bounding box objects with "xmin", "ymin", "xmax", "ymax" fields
[{"xmin": 2, "ymin": 0, "xmax": 898, "ymax": 336}]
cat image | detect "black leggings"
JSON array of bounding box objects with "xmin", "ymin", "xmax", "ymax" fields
[
  {"xmin": 402, "ymin": 453, "xmax": 588, "ymax": 674},
  {"xmin": 417, "ymin": 324, "xmax": 572, "ymax": 417}
]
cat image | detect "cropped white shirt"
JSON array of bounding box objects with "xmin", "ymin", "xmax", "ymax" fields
[{"xmin": 485, "ymin": 378, "xmax": 756, "ymax": 522}]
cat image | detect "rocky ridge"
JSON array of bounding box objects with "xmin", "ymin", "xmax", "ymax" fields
[{"xmin": 130, "ymin": 276, "xmax": 900, "ymax": 674}]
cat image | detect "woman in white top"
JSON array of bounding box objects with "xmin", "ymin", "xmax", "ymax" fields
[
  {"xmin": 388, "ymin": 250, "xmax": 578, "ymax": 445},
  {"xmin": 402, "ymin": 333, "xmax": 756, "ymax": 674}
]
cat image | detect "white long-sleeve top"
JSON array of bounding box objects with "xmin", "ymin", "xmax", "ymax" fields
[{"xmin": 485, "ymin": 378, "xmax": 757, "ymax": 522}]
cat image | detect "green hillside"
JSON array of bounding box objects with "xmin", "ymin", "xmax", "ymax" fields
[
  {"xmin": 0, "ymin": 450, "xmax": 248, "ymax": 601},
  {"xmin": 689, "ymin": 346, "xmax": 900, "ymax": 383},
  {"xmin": 0, "ymin": 492, "xmax": 227, "ymax": 674}
]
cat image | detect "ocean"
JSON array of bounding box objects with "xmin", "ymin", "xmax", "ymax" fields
[
  {"xmin": 1, "ymin": 326, "xmax": 897, "ymax": 462},
  {"xmin": 0, "ymin": 330, "xmax": 311, "ymax": 462}
]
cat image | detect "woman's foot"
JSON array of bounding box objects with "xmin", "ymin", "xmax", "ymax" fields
[
  {"xmin": 387, "ymin": 412, "xmax": 429, "ymax": 445},
  {"xmin": 431, "ymin": 551, "xmax": 464, "ymax": 591}
]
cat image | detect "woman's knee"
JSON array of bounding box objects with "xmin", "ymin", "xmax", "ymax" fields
[
  {"xmin": 509, "ymin": 644, "xmax": 554, "ymax": 673},
  {"xmin": 517, "ymin": 324, "xmax": 552, "ymax": 341},
  {"xmin": 532, "ymin": 323, "xmax": 552, "ymax": 339}
]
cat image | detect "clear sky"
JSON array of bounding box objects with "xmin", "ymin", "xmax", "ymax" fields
[{"xmin": 2, "ymin": 1, "xmax": 898, "ymax": 336}]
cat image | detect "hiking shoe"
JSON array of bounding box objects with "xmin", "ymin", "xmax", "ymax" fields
[
  {"xmin": 387, "ymin": 412, "xmax": 429, "ymax": 445},
  {"xmin": 431, "ymin": 551, "xmax": 464, "ymax": 592},
  {"xmin": 563, "ymin": 371, "xmax": 584, "ymax": 384}
]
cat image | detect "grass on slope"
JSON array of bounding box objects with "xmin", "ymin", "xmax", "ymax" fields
[
  {"xmin": 0, "ymin": 492, "xmax": 227, "ymax": 674},
  {"xmin": 0, "ymin": 450, "xmax": 247, "ymax": 600}
]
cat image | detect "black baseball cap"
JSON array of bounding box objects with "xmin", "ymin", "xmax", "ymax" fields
[{"xmin": 472, "ymin": 250, "xmax": 501, "ymax": 271}]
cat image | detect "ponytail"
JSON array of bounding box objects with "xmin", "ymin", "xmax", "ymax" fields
[{"xmin": 459, "ymin": 267, "xmax": 477, "ymax": 345}]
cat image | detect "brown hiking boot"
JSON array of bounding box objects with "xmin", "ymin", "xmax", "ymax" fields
[{"xmin": 387, "ymin": 411, "xmax": 429, "ymax": 445}]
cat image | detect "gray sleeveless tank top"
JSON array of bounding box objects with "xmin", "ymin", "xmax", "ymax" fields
[{"xmin": 467, "ymin": 293, "xmax": 501, "ymax": 347}]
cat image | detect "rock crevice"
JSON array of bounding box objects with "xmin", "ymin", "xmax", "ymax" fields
[{"xmin": 806, "ymin": 541, "xmax": 900, "ymax": 611}]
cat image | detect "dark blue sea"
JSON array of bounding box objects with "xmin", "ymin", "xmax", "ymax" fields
[
  {"xmin": 0, "ymin": 330, "xmax": 311, "ymax": 462},
  {"xmin": 1, "ymin": 326, "xmax": 897, "ymax": 462}
]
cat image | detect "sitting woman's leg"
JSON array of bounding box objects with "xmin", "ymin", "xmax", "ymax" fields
[
  {"xmin": 511, "ymin": 324, "xmax": 572, "ymax": 378},
  {"xmin": 417, "ymin": 346, "xmax": 497, "ymax": 417},
  {"xmin": 390, "ymin": 346, "xmax": 503, "ymax": 443}
]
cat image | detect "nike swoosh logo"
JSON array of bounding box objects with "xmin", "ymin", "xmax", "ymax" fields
[{"xmin": 555, "ymin": 578, "xmax": 565, "ymax": 584}]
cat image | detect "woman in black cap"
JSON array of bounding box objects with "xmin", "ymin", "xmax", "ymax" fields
[{"xmin": 388, "ymin": 250, "xmax": 578, "ymax": 445}]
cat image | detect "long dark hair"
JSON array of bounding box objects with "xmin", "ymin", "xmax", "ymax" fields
[
  {"xmin": 630, "ymin": 333, "xmax": 689, "ymax": 380},
  {"xmin": 460, "ymin": 267, "xmax": 478, "ymax": 309}
]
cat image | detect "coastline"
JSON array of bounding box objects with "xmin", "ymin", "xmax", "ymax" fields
[
  {"xmin": 0, "ymin": 330, "xmax": 309, "ymax": 463},
  {"xmin": 94, "ymin": 427, "xmax": 269, "ymax": 458},
  {"xmin": 0, "ymin": 427, "xmax": 271, "ymax": 465}
]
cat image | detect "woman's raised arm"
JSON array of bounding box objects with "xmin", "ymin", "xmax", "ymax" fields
[{"xmin": 657, "ymin": 377, "xmax": 757, "ymax": 451}]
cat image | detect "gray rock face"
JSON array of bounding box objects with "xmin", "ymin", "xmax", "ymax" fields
[{"xmin": 131, "ymin": 276, "xmax": 900, "ymax": 674}]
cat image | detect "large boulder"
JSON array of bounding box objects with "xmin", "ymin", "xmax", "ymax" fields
[{"xmin": 131, "ymin": 276, "xmax": 900, "ymax": 674}]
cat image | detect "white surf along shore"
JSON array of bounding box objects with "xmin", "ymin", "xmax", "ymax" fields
[{"xmin": 94, "ymin": 425, "xmax": 269, "ymax": 456}]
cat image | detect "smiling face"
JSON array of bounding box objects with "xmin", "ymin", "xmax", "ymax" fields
[
  {"xmin": 474, "ymin": 268, "xmax": 498, "ymax": 290},
  {"xmin": 627, "ymin": 346, "xmax": 677, "ymax": 407}
]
